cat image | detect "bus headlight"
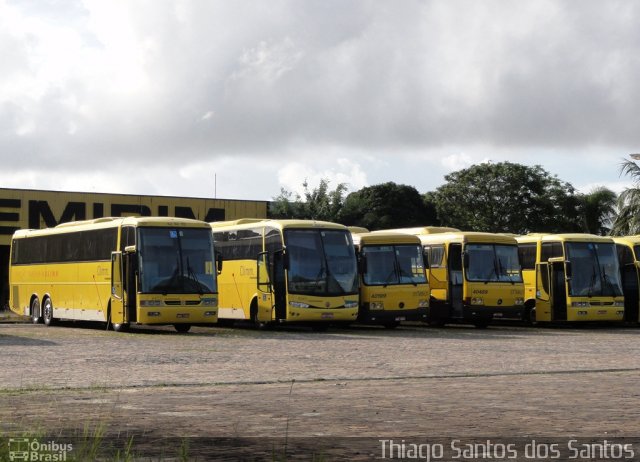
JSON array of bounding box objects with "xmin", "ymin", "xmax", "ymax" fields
[
  {"xmin": 201, "ymin": 298, "xmax": 217, "ymax": 306},
  {"xmin": 289, "ymin": 301, "xmax": 310, "ymax": 308},
  {"xmin": 614, "ymin": 301, "xmax": 624, "ymax": 307},
  {"xmin": 140, "ymin": 300, "xmax": 162, "ymax": 307},
  {"xmin": 370, "ymin": 302, "xmax": 384, "ymax": 310},
  {"xmin": 515, "ymin": 298, "xmax": 524, "ymax": 306},
  {"xmin": 344, "ymin": 300, "xmax": 358, "ymax": 309},
  {"xmin": 470, "ymin": 298, "xmax": 484, "ymax": 305},
  {"xmin": 204, "ymin": 311, "xmax": 217, "ymax": 317},
  {"xmin": 418, "ymin": 300, "xmax": 429, "ymax": 308},
  {"xmin": 572, "ymin": 301, "xmax": 590, "ymax": 307}
]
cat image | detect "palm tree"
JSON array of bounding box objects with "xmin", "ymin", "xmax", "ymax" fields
[
  {"xmin": 611, "ymin": 160, "xmax": 640, "ymax": 235},
  {"xmin": 581, "ymin": 186, "xmax": 617, "ymax": 235}
]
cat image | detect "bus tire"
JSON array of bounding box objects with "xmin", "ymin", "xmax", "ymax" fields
[
  {"xmin": 42, "ymin": 297, "xmax": 55, "ymax": 326},
  {"xmin": 31, "ymin": 297, "xmax": 42, "ymax": 324},
  {"xmin": 473, "ymin": 320, "xmax": 489, "ymax": 329},
  {"xmin": 384, "ymin": 321, "xmax": 400, "ymax": 329},
  {"xmin": 174, "ymin": 324, "xmax": 191, "ymax": 333},
  {"xmin": 250, "ymin": 300, "xmax": 267, "ymax": 329},
  {"xmin": 112, "ymin": 322, "xmax": 129, "ymax": 332}
]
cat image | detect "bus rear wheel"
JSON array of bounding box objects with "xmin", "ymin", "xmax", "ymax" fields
[
  {"xmin": 174, "ymin": 324, "xmax": 191, "ymax": 333},
  {"xmin": 31, "ymin": 298, "xmax": 42, "ymax": 324},
  {"xmin": 42, "ymin": 298, "xmax": 55, "ymax": 326}
]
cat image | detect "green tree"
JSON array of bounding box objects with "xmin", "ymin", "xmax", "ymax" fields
[
  {"xmin": 612, "ymin": 159, "xmax": 640, "ymax": 235},
  {"xmin": 339, "ymin": 182, "xmax": 432, "ymax": 230},
  {"xmin": 269, "ymin": 179, "xmax": 347, "ymax": 222},
  {"xmin": 431, "ymin": 162, "xmax": 583, "ymax": 233},
  {"xmin": 579, "ymin": 186, "xmax": 617, "ymax": 235}
]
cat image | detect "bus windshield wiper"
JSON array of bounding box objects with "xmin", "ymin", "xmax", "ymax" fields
[
  {"xmin": 186, "ymin": 257, "xmax": 204, "ymax": 294},
  {"xmin": 587, "ymin": 265, "xmax": 597, "ymax": 298}
]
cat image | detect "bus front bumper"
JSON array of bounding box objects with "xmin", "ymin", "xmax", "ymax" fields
[{"xmin": 357, "ymin": 307, "xmax": 429, "ymax": 325}]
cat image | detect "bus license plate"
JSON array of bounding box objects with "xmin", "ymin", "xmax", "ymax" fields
[{"xmin": 321, "ymin": 313, "xmax": 334, "ymax": 319}]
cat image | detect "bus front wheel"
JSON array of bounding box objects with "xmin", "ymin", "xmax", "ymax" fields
[
  {"xmin": 42, "ymin": 298, "xmax": 55, "ymax": 326},
  {"xmin": 527, "ymin": 307, "xmax": 537, "ymax": 326},
  {"xmin": 174, "ymin": 324, "xmax": 191, "ymax": 333},
  {"xmin": 31, "ymin": 298, "xmax": 42, "ymax": 324},
  {"xmin": 112, "ymin": 323, "xmax": 129, "ymax": 332}
]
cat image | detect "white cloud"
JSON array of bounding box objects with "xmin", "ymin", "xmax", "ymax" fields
[
  {"xmin": 277, "ymin": 157, "xmax": 368, "ymax": 197},
  {"xmin": 0, "ymin": 1, "xmax": 638, "ymax": 202},
  {"xmin": 441, "ymin": 153, "xmax": 474, "ymax": 171}
]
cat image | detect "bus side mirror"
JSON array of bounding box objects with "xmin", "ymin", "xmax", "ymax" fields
[
  {"xmin": 282, "ymin": 249, "xmax": 290, "ymax": 271},
  {"xmin": 423, "ymin": 250, "xmax": 430, "ymax": 269},
  {"xmin": 463, "ymin": 252, "xmax": 470, "ymax": 269},
  {"xmin": 358, "ymin": 254, "xmax": 368, "ymax": 275},
  {"xmin": 565, "ymin": 260, "xmax": 572, "ymax": 279},
  {"xmin": 216, "ymin": 252, "xmax": 223, "ymax": 274}
]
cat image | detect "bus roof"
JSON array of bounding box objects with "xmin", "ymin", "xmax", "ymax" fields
[
  {"xmin": 515, "ymin": 233, "xmax": 616, "ymax": 244},
  {"xmin": 347, "ymin": 226, "xmax": 370, "ymax": 234},
  {"xmin": 385, "ymin": 226, "xmax": 461, "ymax": 235},
  {"xmin": 612, "ymin": 235, "xmax": 640, "ymax": 246},
  {"xmin": 12, "ymin": 216, "xmax": 210, "ymax": 239},
  {"xmin": 380, "ymin": 228, "xmax": 517, "ymax": 245},
  {"xmin": 351, "ymin": 231, "xmax": 422, "ymax": 246},
  {"xmin": 210, "ymin": 218, "xmax": 349, "ymax": 232}
]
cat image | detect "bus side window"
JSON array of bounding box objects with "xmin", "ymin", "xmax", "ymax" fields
[{"xmin": 429, "ymin": 245, "xmax": 445, "ymax": 268}]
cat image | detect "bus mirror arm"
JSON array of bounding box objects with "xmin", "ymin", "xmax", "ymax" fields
[
  {"xmin": 216, "ymin": 253, "xmax": 223, "ymax": 273},
  {"xmin": 281, "ymin": 249, "xmax": 290, "ymax": 271},
  {"xmin": 358, "ymin": 254, "xmax": 368, "ymax": 275},
  {"xmin": 565, "ymin": 260, "xmax": 572, "ymax": 279}
]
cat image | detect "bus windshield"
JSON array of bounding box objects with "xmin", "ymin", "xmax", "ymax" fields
[
  {"xmin": 466, "ymin": 244, "xmax": 523, "ymax": 283},
  {"xmin": 362, "ymin": 244, "xmax": 427, "ymax": 286},
  {"xmin": 138, "ymin": 227, "xmax": 217, "ymax": 294},
  {"xmin": 284, "ymin": 229, "xmax": 358, "ymax": 296},
  {"xmin": 566, "ymin": 242, "xmax": 623, "ymax": 297}
]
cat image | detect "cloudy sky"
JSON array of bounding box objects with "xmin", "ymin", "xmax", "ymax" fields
[{"xmin": 1, "ymin": 0, "xmax": 639, "ymax": 201}]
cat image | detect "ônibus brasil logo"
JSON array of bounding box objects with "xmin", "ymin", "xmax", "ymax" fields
[{"xmin": 8, "ymin": 438, "xmax": 73, "ymax": 461}]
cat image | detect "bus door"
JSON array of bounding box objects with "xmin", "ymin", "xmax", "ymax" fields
[
  {"xmin": 535, "ymin": 262, "xmax": 551, "ymax": 322},
  {"xmin": 621, "ymin": 262, "xmax": 639, "ymax": 323},
  {"xmin": 272, "ymin": 250, "xmax": 287, "ymax": 321},
  {"xmin": 111, "ymin": 252, "xmax": 125, "ymax": 324},
  {"xmin": 124, "ymin": 251, "xmax": 137, "ymax": 323},
  {"xmin": 448, "ymin": 243, "xmax": 464, "ymax": 319},
  {"xmin": 550, "ymin": 259, "xmax": 568, "ymax": 321},
  {"xmin": 257, "ymin": 251, "xmax": 275, "ymax": 323}
]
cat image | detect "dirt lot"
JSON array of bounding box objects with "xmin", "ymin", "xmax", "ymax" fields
[{"xmin": 1, "ymin": 319, "xmax": 640, "ymax": 460}]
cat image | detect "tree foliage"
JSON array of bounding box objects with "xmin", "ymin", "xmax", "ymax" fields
[
  {"xmin": 579, "ymin": 186, "xmax": 617, "ymax": 235},
  {"xmin": 269, "ymin": 179, "xmax": 347, "ymax": 222},
  {"xmin": 430, "ymin": 162, "xmax": 583, "ymax": 234},
  {"xmin": 612, "ymin": 160, "xmax": 640, "ymax": 235},
  {"xmin": 339, "ymin": 182, "xmax": 434, "ymax": 230}
]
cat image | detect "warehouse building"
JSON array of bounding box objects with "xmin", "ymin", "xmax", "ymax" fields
[{"xmin": 0, "ymin": 187, "xmax": 269, "ymax": 308}]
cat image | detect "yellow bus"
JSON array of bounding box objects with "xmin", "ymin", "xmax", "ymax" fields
[
  {"xmin": 9, "ymin": 216, "xmax": 219, "ymax": 333},
  {"xmin": 351, "ymin": 231, "xmax": 429, "ymax": 328},
  {"xmin": 211, "ymin": 219, "xmax": 359, "ymax": 327},
  {"xmin": 516, "ymin": 233, "xmax": 624, "ymax": 323},
  {"xmin": 383, "ymin": 227, "xmax": 524, "ymax": 327},
  {"xmin": 613, "ymin": 236, "xmax": 640, "ymax": 323}
]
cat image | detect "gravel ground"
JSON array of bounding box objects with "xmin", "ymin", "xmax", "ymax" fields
[{"xmin": 1, "ymin": 320, "xmax": 639, "ymax": 460}]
